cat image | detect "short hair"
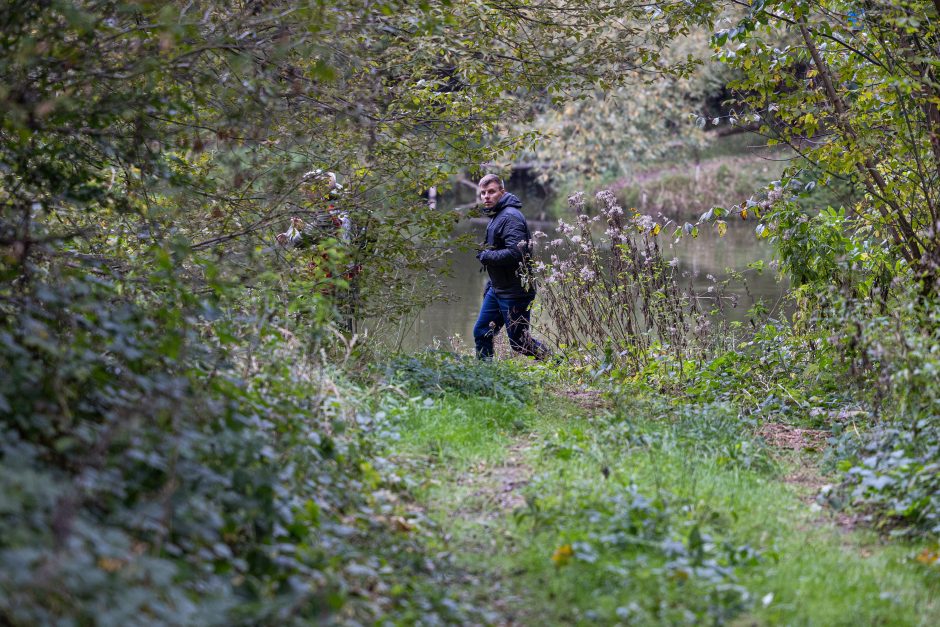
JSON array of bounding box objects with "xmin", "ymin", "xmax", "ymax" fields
[{"xmin": 478, "ymin": 174, "xmax": 503, "ymax": 189}]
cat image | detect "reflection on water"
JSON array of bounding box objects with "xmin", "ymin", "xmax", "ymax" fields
[{"xmin": 393, "ymin": 214, "xmax": 786, "ymax": 352}]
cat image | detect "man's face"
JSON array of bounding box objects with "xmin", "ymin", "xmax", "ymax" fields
[{"xmin": 479, "ymin": 182, "xmax": 505, "ymax": 209}]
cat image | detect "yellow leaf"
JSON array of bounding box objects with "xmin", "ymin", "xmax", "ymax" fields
[
  {"xmin": 652, "ymin": 223, "xmax": 661, "ymax": 236},
  {"xmin": 551, "ymin": 544, "xmax": 574, "ymax": 567},
  {"xmin": 716, "ymin": 220, "xmax": 728, "ymax": 237},
  {"xmin": 741, "ymin": 208, "xmax": 748, "ymax": 220},
  {"xmin": 915, "ymin": 548, "xmax": 938, "ymax": 566},
  {"xmin": 98, "ymin": 557, "xmax": 124, "ymax": 573}
]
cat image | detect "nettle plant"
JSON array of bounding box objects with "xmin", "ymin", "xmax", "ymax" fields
[{"xmin": 532, "ymin": 191, "xmax": 737, "ymax": 372}]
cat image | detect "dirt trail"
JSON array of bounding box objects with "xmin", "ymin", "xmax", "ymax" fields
[
  {"xmin": 757, "ymin": 422, "xmax": 829, "ymax": 451},
  {"xmin": 456, "ymin": 436, "xmax": 535, "ymax": 517},
  {"xmin": 757, "ymin": 422, "xmax": 862, "ymax": 533},
  {"xmin": 456, "ymin": 387, "xmax": 609, "ymax": 518}
]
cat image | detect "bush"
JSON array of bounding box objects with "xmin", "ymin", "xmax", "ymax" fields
[
  {"xmin": 832, "ymin": 419, "xmax": 940, "ymax": 537},
  {"xmin": 0, "ymin": 269, "xmax": 478, "ymax": 625},
  {"xmin": 384, "ymin": 351, "xmax": 533, "ymax": 404},
  {"xmin": 816, "ymin": 289, "xmax": 940, "ymax": 537}
]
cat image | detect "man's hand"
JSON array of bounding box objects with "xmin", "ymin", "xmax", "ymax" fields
[
  {"xmin": 476, "ymin": 250, "xmax": 489, "ymax": 265},
  {"xmin": 276, "ymin": 232, "xmax": 288, "ymax": 245}
]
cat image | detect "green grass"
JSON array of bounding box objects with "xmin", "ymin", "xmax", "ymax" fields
[
  {"xmin": 632, "ymin": 451, "xmax": 937, "ymax": 625},
  {"xmin": 381, "ymin": 372, "xmax": 940, "ymax": 625},
  {"xmin": 381, "ymin": 394, "xmax": 533, "ymax": 466}
]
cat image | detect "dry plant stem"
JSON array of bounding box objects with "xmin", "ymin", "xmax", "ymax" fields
[{"xmin": 536, "ymin": 191, "xmax": 714, "ymax": 372}]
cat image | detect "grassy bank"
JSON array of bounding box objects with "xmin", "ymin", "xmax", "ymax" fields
[
  {"xmin": 380, "ymin": 358, "xmax": 939, "ymax": 625},
  {"xmin": 545, "ymin": 134, "xmax": 787, "ymax": 221}
]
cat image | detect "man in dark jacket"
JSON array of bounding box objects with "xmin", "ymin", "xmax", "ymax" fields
[{"xmin": 473, "ymin": 174, "xmax": 547, "ymax": 359}]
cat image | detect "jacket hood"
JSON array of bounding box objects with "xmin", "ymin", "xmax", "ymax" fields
[{"xmin": 483, "ymin": 192, "xmax": 522, "ymax": 217}]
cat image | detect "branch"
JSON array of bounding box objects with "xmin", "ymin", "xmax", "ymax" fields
[{"xmin": 798, "ymin": 18, "xmax": 922, "ymax": 262}]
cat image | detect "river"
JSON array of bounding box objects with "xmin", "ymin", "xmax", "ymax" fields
[{"xmin": 382, "ymin": 199, "xmax": 786, "ymax": 352}]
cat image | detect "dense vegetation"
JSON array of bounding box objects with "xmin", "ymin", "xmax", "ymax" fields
[
  {"xmin": 2, "ymin": 0, "xmax": 939, "ymax": 624},
  {"xmin": 384, "ymin": 357, "xmax": 937, "ymax": 624}
]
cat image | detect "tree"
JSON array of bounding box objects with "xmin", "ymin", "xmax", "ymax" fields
[
  {"xmin": 709, "ymin": 0, "xmax": 940, "ymax": 285},
  {"xmin": 1, "ymin": 1, "xmax": 720, "ymax": 622},
  {"xmin": 2, "ymin": 0, "xmax": 717, "ymax": 322},
  {"xmin": 520, "ymin": 34, "xmax": 731, "ymax": 181}
]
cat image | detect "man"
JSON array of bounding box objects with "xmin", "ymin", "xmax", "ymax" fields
[
  {"xmin": 275, "ymin": 170, "xmax": 360, "ymax": 331},
  {"xmin": 276, "ymin": 171, "xmax": 346, "ymax": 247},
  {"xmin": 473, "ymin": 174, "xmax": 547, "ymax": 360}
]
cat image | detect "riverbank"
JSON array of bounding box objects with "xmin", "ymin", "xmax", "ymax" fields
[
  {"xmin": 379, "ymin": 355, "xmax": 939, "ymax": 625},
  {"xmin": 537, "ymin": 134, "xmax": 786, "ymax": 222}
]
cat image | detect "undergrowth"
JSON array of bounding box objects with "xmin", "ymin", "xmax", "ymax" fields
[
  {"xmin": 377, "ymin": 356, "xmax": 938, "ymax": 625},
  {"xmin": 532, "ymin": 125, "xmax": 940, "ymax": 543},
  {"xmin": 0, "ymin": 271, "xmax": 483, "ymax": 626},
  {"xmin": 383, "ymin": 350, "xmax": 537, "ymax": 404}
]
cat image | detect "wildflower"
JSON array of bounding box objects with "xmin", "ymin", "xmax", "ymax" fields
[
  {"xmin": 571, "ymin": 235, "xmax": 582, "ymax": 244},
  {"xmin": 595, "ymin": 190, "xmax": 616, "ymax": 205},
  {"xmin": 634, "ymin": 214, "xmax": 655, "ymax": 231},
  {"xmin": 606, "ymin": 228, "xmax": 626, "ymax": 244},
  {"xmin": 668, "ymin": 257, "xmax": 680, "ymax": 268},
  {"xmin": 532, "ymin": 230, "xmax": 547, "ymax": 239},
  {"xmin": 550, "ymin": 239, "xmax": 563, "ymax": 247},
  {"xmin": 580, "ymin": 266, "xmax": 596, "ymax": 282},
  {"xmin": 552, "ymin": 544, "xmax": 574, "ymax": 567}
]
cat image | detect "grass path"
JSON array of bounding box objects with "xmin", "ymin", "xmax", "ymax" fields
[{"xmin": 383, "ymin": 387, "xmax": 939, "ymax": 625}]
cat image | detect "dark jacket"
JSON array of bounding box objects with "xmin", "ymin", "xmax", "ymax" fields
[{"xmin": 478, "ymin": 193, "xmax": 534, "ymax": 298}]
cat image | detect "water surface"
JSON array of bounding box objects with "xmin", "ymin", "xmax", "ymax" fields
[{"xmin": 391, "ymin": 211, "xmax": 785, "ymax": 352}]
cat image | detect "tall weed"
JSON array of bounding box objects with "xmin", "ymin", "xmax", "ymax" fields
[{"xmin": 534, "ymin": 191, "xmax": 737, "ymax": 372}]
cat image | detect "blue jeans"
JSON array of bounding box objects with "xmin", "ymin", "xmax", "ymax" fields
[{"xmin": 473, "ymin": 287, "xmax": 544, "ymax": 359}]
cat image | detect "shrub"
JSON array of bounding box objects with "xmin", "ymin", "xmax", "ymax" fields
[
  {"xmin": 522, "ymin": 479, "xmax": 763, "ymax": 624},
  {"xmin": 815, "ymin": 288, "xmax": 940, "ymax": 537},
  {"xmin": 384, "ymin": 351, "xmax": 533, "ymax": 404},
  {"xmin": 832, "ymin": 419, "xmax": 940, "ymax": 537},
  {"xmin": 0, "ymin": 269, "xmax": 478, "ymax": 625}
]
